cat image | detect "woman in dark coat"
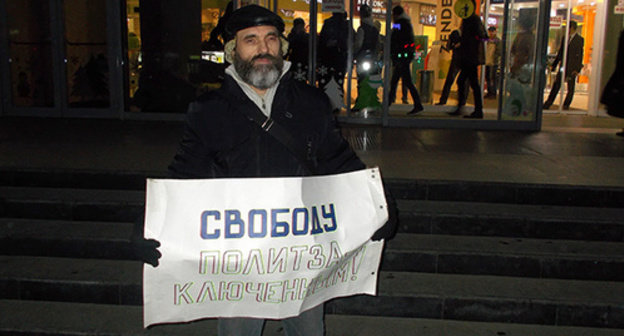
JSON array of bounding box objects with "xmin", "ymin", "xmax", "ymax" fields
[{"xmin": 600, "ymin": 29, "xmax": 624, "ymax": 136}]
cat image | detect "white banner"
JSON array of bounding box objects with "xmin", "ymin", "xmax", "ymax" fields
[{"xmin": 143, "ymin": 168, "xmax": 388, "ymax": 327}]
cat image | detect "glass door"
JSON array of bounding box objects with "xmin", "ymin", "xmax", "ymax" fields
[
  {"xmin": 4, "ymin": 0, "xmax": 58, "ymax": 115},
  {"xmin": 498, "ymin": 0, "xmax": 549, "ymax": 123},
  {"xmin": 2, "ymin": 0, "xmax": 122, "ymax": 117},
  {"xmin": 60, "ymin": 0, "xmax": 122, "ymax": 117},
  {"xmin": 543, "ymin": 0, "xmax": 595, "ymax": 114}
]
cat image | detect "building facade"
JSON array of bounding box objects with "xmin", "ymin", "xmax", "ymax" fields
[{"xmin": 1, "ymin": 0, "xmax": 622, "ymax": 130}]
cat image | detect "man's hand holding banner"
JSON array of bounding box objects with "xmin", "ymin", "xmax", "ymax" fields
[{"xmin": 143, "ymin": 168, "xmax": 389, "ymax": 327}]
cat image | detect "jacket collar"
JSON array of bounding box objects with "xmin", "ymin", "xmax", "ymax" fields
[{"xmin": 221, "ymin": 62, "xmax": 293, "ymax": 117}]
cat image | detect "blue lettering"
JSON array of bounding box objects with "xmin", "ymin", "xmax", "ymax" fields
[
  {"xmin": 271, "ymin": 208, "xmax": 290, "ymax": 237},
  {"xmin": 310, "ymin": 206, "xmax": 324, "ymax": 234},
  {"xmin": 225, "ymin": 210, "xmax": 244, "ymax": 238},
  {"xmin": 248, "ymin": 209, "xmax": 267, "ymax": 238},
  {"xmin": 322, "ymin": 204, "xmax": 337, "ymax": 232},
  {"xmin": 292, "ymin": 208, "xmax": 309, "ymax": 236},
  {"xmin": 201, "ymin": 210, "xmax": 221, "ymax": 239},
  {"xmin": 200, "ymin": 204, "xmax": 338, "ymax": 239}
]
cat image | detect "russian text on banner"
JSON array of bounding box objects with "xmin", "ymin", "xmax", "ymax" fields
[{"xmin": 143, "ymin": 168, "xmax": 388, "ymax": 327}]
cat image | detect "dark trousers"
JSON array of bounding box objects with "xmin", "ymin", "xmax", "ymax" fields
[
  {"xmin": 457, "ymin": 64, "xmax": 483, "ymax": 111},
  {"xmin": 485, "ymin": 65, "xmax": 498, "ymax": 96},
  {"xmin": 545, "ymin": 71, "xmax": 577, "ymax": 107},
  {"xmin": 389, "ymin": 61, "xmax": 422, "ymax": 109},
  {"xmin": 439, "ymin": 60, "xmax": 467, "ymax": 104}
]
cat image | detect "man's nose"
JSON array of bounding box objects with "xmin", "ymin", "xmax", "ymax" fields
[{"xmin": 257, "ymin": 39, "xmax": 269, "ymax": 53}]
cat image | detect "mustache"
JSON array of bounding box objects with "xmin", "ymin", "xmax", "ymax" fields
[{"xmin": 252, "ymin": 53, "xmax": 279, "ymax": 63}]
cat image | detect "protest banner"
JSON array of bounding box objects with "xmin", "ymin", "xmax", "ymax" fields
[{"xmin": 143, "ymin": 168, "xmax": 388, "ymax": 327}]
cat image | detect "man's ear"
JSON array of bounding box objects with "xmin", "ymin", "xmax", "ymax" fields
[{"xmin": 225, "ymin": 38, "xmax": 236, "ymax": 64}]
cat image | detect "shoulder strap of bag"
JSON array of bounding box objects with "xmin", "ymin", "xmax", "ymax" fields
[{"xmin": 216, "ymin": 90, "xmax": 317, "ymax": 174}]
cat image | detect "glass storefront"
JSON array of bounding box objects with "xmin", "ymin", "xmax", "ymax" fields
[{"xmin": 1, "ymin": 0, "xmax": 621, "ymax": 129}]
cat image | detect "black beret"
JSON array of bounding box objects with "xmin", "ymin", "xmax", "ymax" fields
[{"xmin": 224, "ymin": 5, "xmax": 285, "ymax": 41}]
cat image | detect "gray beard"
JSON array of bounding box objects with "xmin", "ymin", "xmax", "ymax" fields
[{"xmin": 234, "ymin": 53, "xmax": 284, "ymax": 90}]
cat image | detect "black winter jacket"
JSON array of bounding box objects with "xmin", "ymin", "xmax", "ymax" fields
[
  {"xmin": 457, "ymin": 14, "xmax": 487, "ymax": 67},
  {"xmin": 168, "ymin": 72, "xmax": 365, "ymax": 179},
  {"xmin": 390, "ymin": 17, "xmax": 415, "ymax": 63}
]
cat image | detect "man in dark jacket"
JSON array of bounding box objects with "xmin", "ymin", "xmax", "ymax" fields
[
  {"xmin": 543, "ymin": 20, "xmax": 584, "ymax": 110},
  {"xmin": 135, "ymin": 5, "xmax": 396, "ymax": 336},
  {"xmin": 388, "ymin": 5, "xmax": 424, "ymax": 115},
  {"xmin": 450, "ymin": 11, "xmax": 487, "ymax": 119}
]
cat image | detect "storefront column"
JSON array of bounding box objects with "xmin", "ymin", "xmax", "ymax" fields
[
  {"xmin": 0, "ymin": 0, "xmax": 7, "ymax": 115},
  {"xmin": 589, "ymin": 0, "xmax": 608, "ymax": 116},
  {"xmin": 309, "ymin": 0, "xmax": 318, "ymax": 84},
  {"xmin": 381, "ymin": 0, "xmax": 391, "ymax": 126}
]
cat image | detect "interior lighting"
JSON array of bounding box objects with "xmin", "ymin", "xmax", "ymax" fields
[
  {"xmin": 559, "ymin": 3, "xmax": 565, "ymax": 7},
  {"xmin": 361, "ymin": 61, "xmax": 371, "ymax": 71}
]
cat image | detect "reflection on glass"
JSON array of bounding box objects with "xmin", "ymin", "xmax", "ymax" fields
[
  {"xmin": 64, "ymin": 0, "xmax": 109, "ymax": 107},
  {"xmin": 501, "ymin": 6, "xmax": 538, "ymax": 120},
  {"xmin": 7, "ymin": 0, "xmax": 54, "ymax": 107}
]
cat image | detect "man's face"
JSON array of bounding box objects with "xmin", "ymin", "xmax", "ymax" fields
[
  {"xmin": 488, "ymin": 29, "xmax": 497, "ymax": 39},
  {"xmin": 233, "ymin": 25, "xmax": 284, "ymax": 90}
]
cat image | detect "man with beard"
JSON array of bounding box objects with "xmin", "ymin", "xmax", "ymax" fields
[{"xmin": 134, "ymin": 4, "xmax": 396, "ymax": 336}]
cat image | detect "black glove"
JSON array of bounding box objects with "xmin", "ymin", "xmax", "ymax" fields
[
  {"xmin": 133, "ymin": 237, "xmax": 162, "ymax": 267},
  {"xmin": 131, "ymin": 214, "xmax": 162, "ymax": 267},
  {"xmin": 371, "ymin": 188, "xmax": 398, "ymax": 241}
]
